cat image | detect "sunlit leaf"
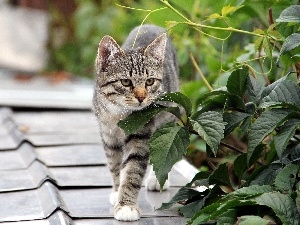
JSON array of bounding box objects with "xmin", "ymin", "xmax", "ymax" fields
[{"xmin": 221, "ymin": 5, "xmax": 243, "ymax": 17}]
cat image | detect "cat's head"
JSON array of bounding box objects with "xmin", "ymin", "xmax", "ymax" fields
[{"xmin": 95, "ymin": 33, "xmax": 167, "ymax": 111}]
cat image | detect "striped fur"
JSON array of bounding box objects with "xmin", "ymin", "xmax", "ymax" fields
[{"xmin": 93, "ymin": 25, "xmax": 179, "ymax": 221}]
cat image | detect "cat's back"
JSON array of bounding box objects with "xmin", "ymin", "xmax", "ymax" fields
[{"xmin": 122, "ymin": 25, "xmax": 179, "ymax": 93}]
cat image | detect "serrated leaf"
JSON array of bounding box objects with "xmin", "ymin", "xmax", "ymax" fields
[
  {"xmin": 188, "ymin": 198, "xmax": 256, "ymax": 225},
  {"xmin": 150, "ymin": 122, "xmax": 190, "ymax": 190},
  {"xmin": 158, "ymin": 187, "xmax": 200, "ymax": 210},
  {"xmin": 274, "ymin": 163, "xmax": 299, "ymax": 191},
  {"xmin": 179, "ymin": 200, "xmax": 206, "ymax": 218},
  {"xmin": 209, "ymin": 163, "xmax": 231, "ymax": 187},
  {"xmin": 191, "ymin": 111, "xmax": 226, "ymax": 155},
  {"xmin": 247, "ymin": 75, "xmax": 264, "ymax": 105},
  {"xmin": 118, "ymin": 104, "xmax": 180, "ymax": 135},
  {"xmin": 238, "ymin": 215, "xmax": 270, "ymax": 225},
  {"xmin": 223, "ymin": 111, "xmax": 250, "ymax": 135},
  {"xmin": 276, "ymin": 5, "xmax": 300, "ymax": 23},
  {"xmin": 260, "ymin": 80, "xmax": 300, "ymax": 109},
  {"xmin": 186, "ymin": 171, "xmax": 211, "ymax": 187},
  {"xmin": 247, "ymin": 109, "xmax": 291, "ymax": 165},
  {"xmin": 261, "ymin": 75, "xmax": 288, "ymax": 98},
  {"xmin": 262, "ymin": 37, "xmax": 272, "ymax": 59},
  {"xmin": 274, "ymin": 119, "xmax": 300, "ymax": 159},
  {"xmin": 234, "ymin": 153, "xmax": 248, "ymax": 179},
  {"xmin": 255, "ymin": 192, "xmax": 300, "ymax": 225},
  {"xmin": 157, "ymin": 92, "xmax": 192, "ymax": 116},
  {"xmin": 250, "ymin": 163, "xmax": 282, "ymax": 186},
  {"xmin": 227, "ymin": 185, "xmax": 273, "ymax": 198},
  {"xmin": 221, "ymin": 5, "xmax": 243, "ymax": 17},
  {"xmin": 226, "ymin": 67, "xmax": 249, "ymax": 97},
  {"xmin": 217, "ymin": 209, "xmax": 237, "ymax": 225},
  {"xmin": 277, "ymin": 33, "xmax": 300, "ymax": 65}
]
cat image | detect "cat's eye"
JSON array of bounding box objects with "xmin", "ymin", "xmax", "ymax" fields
[
  {"xmin": 121, "ymin": 79, "xmax": 132, "ymax": 87},
  {"xmin": 145, "ymin": 78, "xmax": 155, "ymax": 86}
]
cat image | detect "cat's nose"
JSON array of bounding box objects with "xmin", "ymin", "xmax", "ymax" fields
[
  {"xmin": 133, "ymin": 87, "xmax": 147, "ymax": 103},
  {"xmin": 136, "ymin": 96, "xmax": 145, "ymax": 103}
]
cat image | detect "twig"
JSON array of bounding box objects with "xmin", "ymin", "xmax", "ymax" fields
[
  {"xmin": 220, "ymin": 142, "xmax": 244, "ymax": 154},
  {"xmin": 189, "ymin": 53, "xmax": 214, "ymax": 91}
]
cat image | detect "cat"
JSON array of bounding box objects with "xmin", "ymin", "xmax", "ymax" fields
[{"xmin": 93, "ymin": 24, "xmax": 179, "ymax": 221}]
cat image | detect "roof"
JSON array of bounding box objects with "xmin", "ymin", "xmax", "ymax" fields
[{"xmin": 0, "ymin": 72, "xmax": 198, "ymax": 224}]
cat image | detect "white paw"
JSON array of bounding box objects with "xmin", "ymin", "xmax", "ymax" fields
[
  {"xmin": 109, "ymin": 192, "xmax": 118, "ymax": 206},
  {"xmin": 114, "ymin": 205, "xmax": 141, "ymax": 221},
  {"xmin": 145, "ymin": 175, "xmax": 170, "ymax": 191}
]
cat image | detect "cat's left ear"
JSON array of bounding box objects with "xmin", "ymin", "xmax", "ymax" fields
[{"xmin": 144, "ymin": 33, "xmax": 167, "ymax": 63}]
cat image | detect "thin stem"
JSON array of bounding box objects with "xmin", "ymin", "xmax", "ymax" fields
[
  {"xmin": 189, "ymin": 53, "xmax": 214, "ymax": 91},
  {"xmin": 220, "ymin": 142, "xmax": 244, "ymax": 154},
  {"xmin": 160, "ymin": 0, "xmax": 282, "ymax": 41}
]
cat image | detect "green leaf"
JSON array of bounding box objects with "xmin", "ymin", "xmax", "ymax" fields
[
  {"xmin": 191, "ymin": 111, "xmax": 226, "ymax": 156},
  {"xmin": 247, "ymin": 109, "xmax": 291, "ymax": 165},
  {"xmin": 274, "ymin": 119, "xmax": 300, "ymax": 159},
  {"xmin": 234, "ymin": 153, "xmax": 248, "ymax": 179},
  {"xmin": 277, "ymin": 33, "xmax": 300, "ymax": 65},
  {"xmin": 216, "ymin": 209, "xmax": 237, "ymax": 225},
  {"xmin": 157, "ymin": 92, "xmax": 192, "ymax": 116},
  {"xmin": 207, "ymin": 13, "xmax": 222, "ymax": 20},
  {"xmin": 150, "ymin": 122, "xmax": 190, "ymax": 190},
  {"xmin": 246, "ymin": 75, "xmax": 264, "ymax": 105},
  {"xmin": 254, "ymin": 36, "xmax": 264, "ymax": 51},
  {"xmin": 262, "ymin": 37, "xmax": 272, "ymax": 59},
  {"xmin": 223, "ymin": 111, "xmax": 250, "ymax": 135},
  {"xmin": 227, "ymin": 185, "xmax": 273, "ymax": 198},
  {"xmin": 179, "ymin": 200, "xmax": 205, "ymax": 218},
  {"xmin": 209, "ymin": 163, "xmax": 231, "ymax": 187},
  {"xmin": 118, "ymin": 104, "xmax": 180, "ymax": 135},
  {"xmin": 238, "ymin": 215, "xmax": 270, "ymax": 225},
  {"xmin": 188, "ymin": 199, "xmax": 256, "ymax": 225},
  {"xmin": 226, "ymin": 67, "xmax": 249, "ymax": 97},
  {"xmin": 186, "ymin": 171, "xmax": 211, "ymax": 187},
  {"xmin": 255, "ymin": 192, "xmax": 300, "ymax": 225},
  {"xmin": 221, "ymin": 5, "xmax": 243, "ymax": 17},
  {"xmin": 158, "ymin": 187, "xmax": 200, "ymax": 210},
  {"xmin": 274, "ymin": 163, "xmax": 299, "ymax": 192},
  {"xmin": 250, "ymin": 163, "xmax": 282, "ymax": 186},
  {"xmin": 261, "ymin": 75, "xmax": 288, "ymax": 98},
  {"xmin": 276, "ymin": 5, "xmax": 300, "ymax": 23},
  {"xmin": 260, "ymin": 80, "xmax": 300, "ymax": 109}
]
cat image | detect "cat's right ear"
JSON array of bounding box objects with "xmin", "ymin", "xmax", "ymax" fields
[{"xmin": 96, "ymin": 35, "xmax": 124, "ymax": 73}]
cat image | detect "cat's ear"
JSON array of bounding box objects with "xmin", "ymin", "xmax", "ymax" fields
[
  {"xmin": 144, "ymin": 33, "xmax": 167, "ymax": 63},
  {"xmin": 96, "ymin": 35, "xmax": 124, "ymax": 72}
]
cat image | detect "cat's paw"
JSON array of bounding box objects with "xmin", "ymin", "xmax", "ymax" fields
[
  {"xmin": 109, "ymin": 192, "xmax": 118, "ymax": 206},
  {"xmin": 114, "ymin": 205, "xmax": 141, "ymax": 221},
  {"xmin": 145, "ymin": 175, "xmax": 170, "ymax": 191}
]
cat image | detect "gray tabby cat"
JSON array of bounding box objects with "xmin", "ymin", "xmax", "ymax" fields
[{"xmin": 93, "ymin": 24, "xmax": 179, "ymax": 221}]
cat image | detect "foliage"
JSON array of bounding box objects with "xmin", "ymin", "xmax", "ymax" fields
[
  {"xmin": 119, "ymin": 67, "xmax": 300, "ymax": 224},
  {"xmin": 118, "ymin": 3, "xmax": 300, "ymax": 223}
]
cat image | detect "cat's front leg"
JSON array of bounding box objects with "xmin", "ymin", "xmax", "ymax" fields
[
  {"xmin": 114, "ymin": 137, "xmax": 149, "ymax": 221},
  {"xmin": 103, "ymin": 142, "xmax": 123, "ymax": 206}
]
